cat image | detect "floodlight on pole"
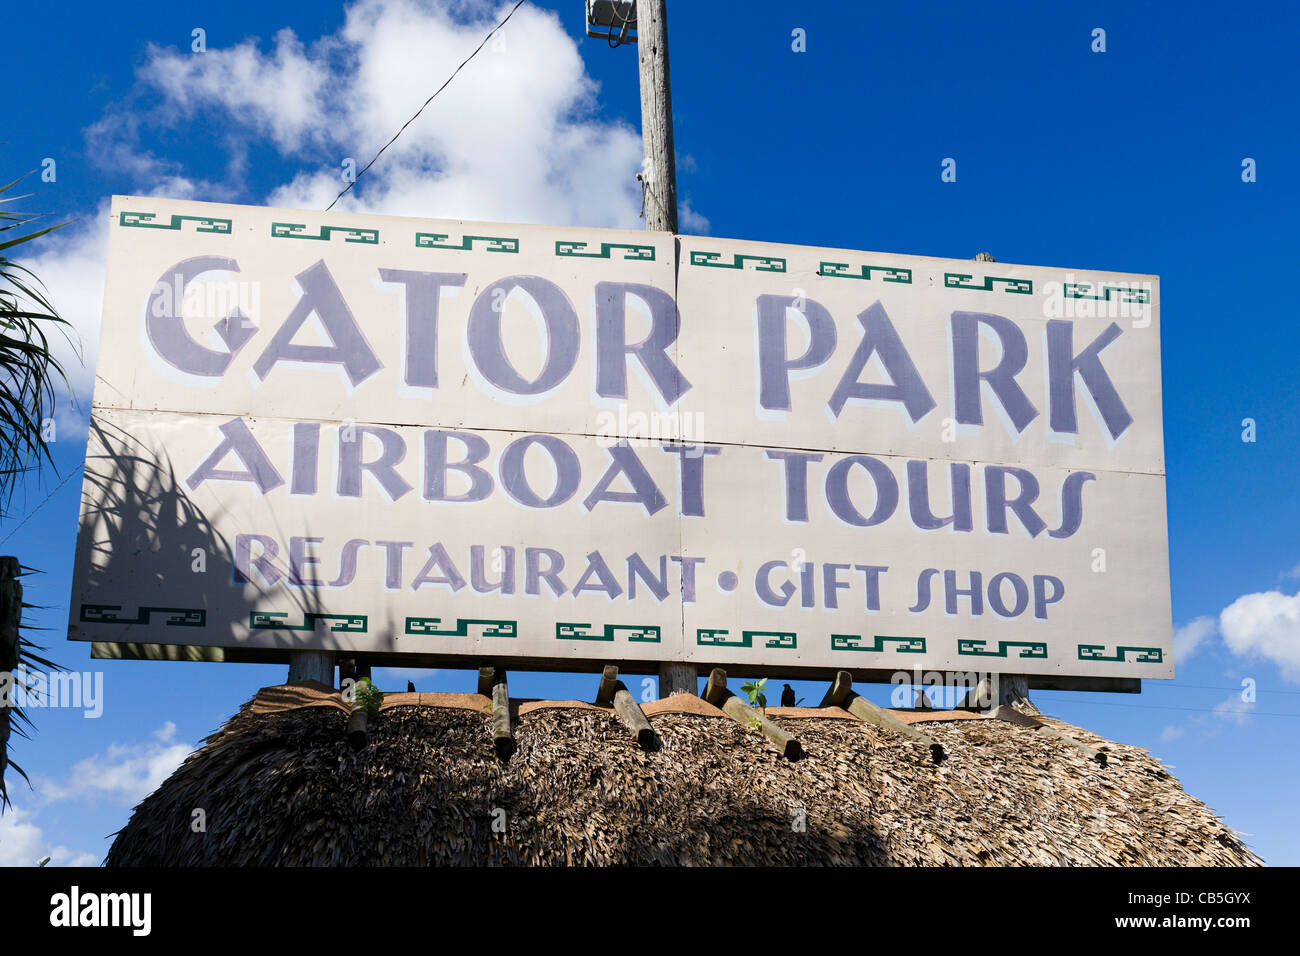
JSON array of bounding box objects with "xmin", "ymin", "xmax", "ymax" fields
[{"xmin": 586, "ymin": 0, "xmax": 637, "ymax": 45}]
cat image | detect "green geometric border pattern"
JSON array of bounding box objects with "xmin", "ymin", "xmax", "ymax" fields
[
  {"xmin": 945, "ymin": 272, "xmax": 1033, "ymax": 294},
  {"xmin": 1064, "ymin": 281, "xmax": 1150, "ymax": 304},
  {"xmin": 557, "ymin": 623, "xmax": 661, "ymax": 642},
  {"xmin": 79, "ymin": 604, "xmax": 206, "ymax": 627},
  {"xmin": 416, "ymin": 232, "xmax": 518, "ymax": 253},
  {"xmin": 250, "ymin": 611, "xmax": 368, "ymax": 633},
  {"xmin": 119, "ymin": 212, "xmax": 231, "ymax": 234},
  {"xmin": 555, "ymin": 240, "xmax": 655, "ymax": 261},
  {"xmin": 118, "ymin": 213, "xmax": 1145, "ymax": 307},
  {"xmin": 688, "ymin": 251, "xmax": 786, "ymax": 273},
  {"xmin": 957, "ymin": 639, "xmax": 1048, "ymax": 659},
  {"xmin": 696, "ymin": 628, "xmax": 796, "ymax": 649},
  {"xmin": 831, "ymin": 634, "xmax": 926, "ymax": 653},
  {"xmin": 696, "ymin": 628, "xmax": 750, "ymax": 648},
  {"xmin": 819, "ymin": 261, "xmax": 912, "ymax": 283},
  {"xmin": 405, "ymin": 617, "xmax": 517, "ymax": 638},
  {"xmin": 1078, "ymin": 644, "xmax": 1163, "ymax": 664},
  {"xmin": 271, "ymin": 222, "xmax": 378, "ymax": 244},
  {"xmin": 75, "ymin": 602, "xmax": 1167, "ymax": 667}
]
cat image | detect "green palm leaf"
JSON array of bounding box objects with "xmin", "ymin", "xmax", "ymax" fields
[{"xmin": 0, "ymin": 174, "xmax": 78, "ymax": 809}]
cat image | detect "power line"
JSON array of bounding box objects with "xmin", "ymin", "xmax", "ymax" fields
[
  {"xmin": 0, "ymin": 467, "xmax": 78, "ymax": 547},
  {"xmin": 1143, "ymin": 681, "xmax": 1300, "ymax": 696},
  {"xmin": 1042, "ymin": 696, "xmax": 1299, "ymax": 718},
  {"xmin": 325, "ymin": 0, "xmax": 528, "ymax": 212}
]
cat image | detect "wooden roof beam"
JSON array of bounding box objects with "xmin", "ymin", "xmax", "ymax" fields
[
  {"xmin": 596, "ymin": 664, "xmax": 656, "ymax": 750},
  {"xmin": 341, "ymin": 658, "xmax": 371, "ymax": 751},
  {"xmin": 982, "ymin": 703, "xmax": 1108, "ymax": 766},
  {"xmin": 958, "ymin": 676, "xmax": 994, "ymax": 710},
  {"xmin": 478, "ymin": 666, "xmax": 515, "ymax": 759},
  {"xmin": 702, "ymin": 668, "xmax": 802, "ymax": 760},
  {"xmin": 345, "ymin": 701, "xmax": 369, "ymax": 751},
  {"xmin": 822, "ymin": 670, "xmax": 945, "ymax": 764},
  {"xmin": 957, "ymin": 674, "xmax": 1107, "ymax": 766}
]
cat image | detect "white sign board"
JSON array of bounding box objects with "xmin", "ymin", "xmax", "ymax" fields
[{"xmin": 69, "ymin": 196, "xmax": 1173, "ymax": 680}]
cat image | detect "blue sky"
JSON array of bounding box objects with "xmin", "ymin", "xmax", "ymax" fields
[{"xmin": 3, "ymin": 0, "xmax": 1299, "ymax": 865}]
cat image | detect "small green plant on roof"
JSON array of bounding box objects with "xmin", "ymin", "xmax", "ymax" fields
[
  {"xmin": 741, "ymin": 677, "xmax": 767, "ymax": 731},
  {"xmin": 354, "ymin": 678, "xmax": 383, "ymax": 716}
]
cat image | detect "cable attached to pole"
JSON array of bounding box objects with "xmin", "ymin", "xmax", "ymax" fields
[
  {"xmin": 607, "ymin": 1, "xmax": 635, "ymax": 48},
  {"xmin": 326, "ymin": 0, "xmax": 528, "ymax": 211}
]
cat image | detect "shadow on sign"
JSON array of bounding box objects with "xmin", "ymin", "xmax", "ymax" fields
[{"xmin": 74, "ymin": 417, "xmax": 335, "ymax": 658}]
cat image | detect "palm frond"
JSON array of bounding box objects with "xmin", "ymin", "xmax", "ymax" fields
[
  {"xmin": 0, "ymin": 173, "xmax": 78, "ymax": 809},
  {"xmin": 0, "ymin": 173, "xmax": 77, "ymax": 514}
]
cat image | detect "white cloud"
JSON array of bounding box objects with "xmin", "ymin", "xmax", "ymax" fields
[
  {"xmin": 1159, "ymin": 690, "xmax": 1256, "ymax": 745},
  {"xmin": 0, "ymin": 804, "xmax": 98, "ymax": 867},
  {"xmin": 31, "ymin": 0, "xmax": 672, "ymax": 417},
  {"xmin": 142, "ymin": 28, "xmax": 330, "ymax": 155},
  {"xmin": 23, "ymin": 207, "xmax": 110, "ymax": 438},
  {"xmin": 119, "ymin": 0, "xmax": 646, "ymax": 229},
  {"xmin": 153, "ymin": 720, "xmax": 179, "ymax": 744},
  {"xmin": 0, "ymin": 722, "xmax": 184, "ymax": 866},
  {"xmin": 679, "ymin": 199, "xmax": 710, "ymax": 235},
  {"xmin": 1172, "ymin": 615, "xmax": 1216, "ymax": 662},
  {"xmin": 1219, "ymin": 588, "xmax": 1300, "ymax": 682},
  {"xmin": 38, "ymin": 723, "xmax": 193, "ymax": 807},
  {"xmin": 320, "ymin": 0, "xmax": 641, "ymax": 225},
  {"xmin": 1211, "ymin": 691, "xmax": 1255, "ymax": 726}
]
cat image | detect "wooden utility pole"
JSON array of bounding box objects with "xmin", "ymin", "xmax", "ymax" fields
[
  {"xmin": 628, "ymin": 0, "xmax": 687, "ymax": 695},
  {"xmin": 636, "ymin": 0, "xmax": 677, "ymax": 233},
  {"xmin": 585, "ymin": 2, "xmax": 686, "ymax": 696}
]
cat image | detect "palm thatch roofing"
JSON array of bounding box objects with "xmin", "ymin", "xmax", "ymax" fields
[{"xmin": 105, "ymin": 682, "xmax": 1263, "ymax": 866}]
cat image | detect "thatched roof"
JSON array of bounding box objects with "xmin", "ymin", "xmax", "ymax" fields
[{"xmin": 105, "ymin": 683, "xmax": 1262, "ymax": 866}]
